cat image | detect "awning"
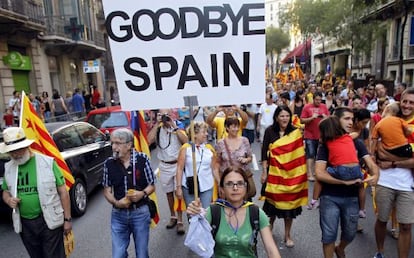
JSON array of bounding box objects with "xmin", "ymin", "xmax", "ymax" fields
[{"xmin": 281, "ymin": 39, "xmax": 311, "ymax": 64}]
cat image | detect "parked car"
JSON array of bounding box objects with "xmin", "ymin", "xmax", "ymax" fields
[
  {"xmin": 0, "ymin": 122, "xmax": 111, "ymax": 217},
  {"xmin": 86, "ymin": 106, "xmax": 131, "ymax": 134},
  {"xmin": 45, "ymin": 121, "xmax": 112, "ymax": 216},
  {"xmin": 0, "ymin": 155, "xmax": 11, "ymax": 216},
  {"xmin": 86, "ymin": 106, "xmax": 158, "ymax": 133}
]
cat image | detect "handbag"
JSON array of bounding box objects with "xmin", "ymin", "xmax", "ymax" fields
[
  {"xmin": 186, "ymin": 176, "xmax": 200, "ymax": 195},
  {"xmin": 184, "ymin": 214, "xmax": 215, "ymax": 258},
  {"xmin": 223, "ymin": 139, "xmax": 256, "ymax": 199}
]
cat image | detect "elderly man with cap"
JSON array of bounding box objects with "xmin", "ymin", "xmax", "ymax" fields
[{"xmin": 1, "ymin": 127, "xmax": 71, "ymax": 258}]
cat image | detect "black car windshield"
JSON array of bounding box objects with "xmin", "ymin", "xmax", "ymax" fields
[{"xmin": 88, "ymin": 111, "xmax": 129, "ymax": 129}]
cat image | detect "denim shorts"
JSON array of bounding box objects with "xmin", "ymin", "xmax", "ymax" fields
[
  {"xmin": 327, "ymin": 165, "xmax": 363, "ymax": 181},
  {"xmin": 305, "ymin": 139, "xmax": 319, "ymax": 159},
  {"xmin": 319, "ymin": 195, "xmax": 359, "ymax": 244}
]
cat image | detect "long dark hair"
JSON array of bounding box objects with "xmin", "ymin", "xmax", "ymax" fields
[
  {"xmin": 319, "ymin": 116, "xmax": 345, "ymax": 144},
  {"xmin": 271, "ymin": 105, "xmax": 296, "ymax": 135}
]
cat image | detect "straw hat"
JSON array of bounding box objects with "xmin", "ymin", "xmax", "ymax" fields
[{"xmin": 0, "ymin": 127, "xmax": 34, "ymax": 153}]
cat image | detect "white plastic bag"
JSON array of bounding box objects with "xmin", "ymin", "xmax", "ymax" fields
[{"xmin": 184, "ymin": 214, "xmax": 215, "ymax": 258}]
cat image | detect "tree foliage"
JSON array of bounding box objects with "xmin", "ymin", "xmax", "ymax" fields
[
  {"xmin": 279, "ymin": 0, "xmax": 384, "ymax": 55},
  {"xmin": 266, "ymin": 26, "xmax": 290, "ymax": 54}
]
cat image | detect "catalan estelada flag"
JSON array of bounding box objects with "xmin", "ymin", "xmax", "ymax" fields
[
  {"xmin": 131, "ymin": 110, "xmax": 159, "ymax": 227},
  {"xmin": 20, "ymin": 91, "xmax": 74, "ymax": 190},
  {"xmin": 264, "ymin": 128, "xmax": 308, "ymax": 210}
]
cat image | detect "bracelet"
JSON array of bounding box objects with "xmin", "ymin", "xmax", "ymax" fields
[{"xmin": 64, "ymin": 217, "xmax": 72, "ymax": 222}]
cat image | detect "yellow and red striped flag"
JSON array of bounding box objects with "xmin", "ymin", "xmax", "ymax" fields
[
  {"xmin": 20, "ymin": 91, "xmax": 74, "ymax": 189},
  {"xmin": 131, "ymin": 111, "xmax": 151, "ymax": 158},
  {"xmin": 264, "ymin": 128, "xmax": 308, "ymax": 210},
  {"xmin": 131, "ymin": 110, "xmax": 159, "ymax": 227},
  {"xmin": 174, "ymin": 197, "xmax": 186, "ymax": 212}
]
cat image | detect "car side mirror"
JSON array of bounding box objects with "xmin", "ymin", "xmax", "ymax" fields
[{"xmin": 105, "ymin": 130, "xmax": 110, "ymax": 141}]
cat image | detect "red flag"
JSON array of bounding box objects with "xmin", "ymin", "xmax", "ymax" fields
[{"xmin": 20, "ymin": 91, "xmax": 74, "ymax": 189}]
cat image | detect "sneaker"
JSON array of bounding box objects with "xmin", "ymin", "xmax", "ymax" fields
[
  {"xmin": 307, "ymin": 200, "xmax": 319, "ymax": 210},
  {"xmin": 373, "ymin": 252, "xmax": 385, "ymax": 258},
  {"xmin": 359, "ymin": 209, "xmax": 367, "ymax": 218}
]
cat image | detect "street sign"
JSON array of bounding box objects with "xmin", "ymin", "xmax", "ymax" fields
[{"xmin": 83, "ymin": 60, "xmax": 100, "ymax": 73}]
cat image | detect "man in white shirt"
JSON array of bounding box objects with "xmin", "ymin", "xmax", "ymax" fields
[
  {"xmin": 257, "ymin": 93, "xmax": 277, "ymax": 143},
  {"xmin": 8, "ymin": 91, "xmax": 20, "ymax": 126},
  {"xmin": 373, "ymin": 87, "xmax": 414, "ymax": 258}
]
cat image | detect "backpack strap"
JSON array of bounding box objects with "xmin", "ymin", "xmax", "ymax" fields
[
  {"xmin": 210, "ymin": 204, "xmax": 221, "ymax": 239},
  {"xmin": 249, "ymin": 204, "xmax": 260, "ymax": 256}
]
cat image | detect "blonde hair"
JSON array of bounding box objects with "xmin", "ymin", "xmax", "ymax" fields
[
  {"xmin": 383, "ymin": 102, "xmax": 400, "ymax": 116},
  {"xmin": 187, "ymin": 121, "xmax": 208, "ymax": 139}
]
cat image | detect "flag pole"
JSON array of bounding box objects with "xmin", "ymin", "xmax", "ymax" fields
[
  {"xmin": 19, "ymin": 91, "xmax": 26, "ymax": 127},
  {"xmin": 132, "ymin": 111, "xmax": 137, "ymax": 189},
  {"xmin": 184, "ymin": 96, "xmax": 199, "ymax": 199}
]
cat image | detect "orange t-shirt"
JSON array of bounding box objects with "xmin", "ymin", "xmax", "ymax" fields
[
  {"xmin": 326, "ymin": 134, "xmax": 359, "ymax": 166},
  {"xmin": 371, "ymin": 116, "xmax": 409, "ymax": 149}
]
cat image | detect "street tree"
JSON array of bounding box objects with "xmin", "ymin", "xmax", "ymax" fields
[
  {"xmin": 279, "ymin": 0, "xmax": 384, "ymax": 69},
  {"xmin": 266, "ymin": 26, "xmax": 290, "ymax": 77}
]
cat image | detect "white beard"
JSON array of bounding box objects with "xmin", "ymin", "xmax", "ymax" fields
[{"xmin": 11, "ymin": 150, "xmax": 32, "ymax": 166}]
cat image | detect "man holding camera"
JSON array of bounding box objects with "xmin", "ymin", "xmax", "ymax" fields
[{"xmin": 148, "ymin": 109, "xmax": 188, "ymax": 234}]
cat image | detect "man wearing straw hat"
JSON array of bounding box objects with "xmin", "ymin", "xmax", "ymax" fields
[{"xmin": 1, "ymin": 127, "xmax": 71, "ymax": 258}]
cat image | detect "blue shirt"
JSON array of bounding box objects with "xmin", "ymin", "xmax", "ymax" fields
[{"xmin": 72, "ymin": 93, "xmax": 85, "ymax": 112}]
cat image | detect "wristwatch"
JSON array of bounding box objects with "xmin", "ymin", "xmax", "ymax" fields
[
  {"xmin": 64, "ymin": 217, "xmax": 72, "ymax": 222},
  {"xmin": 143, "ymin": 190, "xmax": 148, "ymax": 199}
]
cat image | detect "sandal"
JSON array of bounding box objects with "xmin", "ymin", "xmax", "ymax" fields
[
  {"xmin": 391, "ymin": 229, "xmax": 399, "ymax": 239},
  {"xmin": 285, "ymin": 239, "xmax": 295, "ymax": 248},
  {"xmin": 176, "ymin": 222, "xmax": 185, "ymax": 235},
  {"xmin": 166, "ymin": 217, "xmax": 177, "ymax": 229},
  {"xmin": 335, "ymin": 246, "xmax": 345, "ymax": 258}
]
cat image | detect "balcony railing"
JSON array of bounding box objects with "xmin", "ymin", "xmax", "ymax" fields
[
  {"xmin": 0, "ymin": 0, "xmax": 44, "ymax": 25},
  {"xmin": 44, "ymin": 16, "xmax": 105, "ymax": 49}
]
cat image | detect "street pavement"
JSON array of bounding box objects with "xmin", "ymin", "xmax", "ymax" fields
[{"xmin": 0, "ymin": 141, "xmax": 412, "ymax": 257}]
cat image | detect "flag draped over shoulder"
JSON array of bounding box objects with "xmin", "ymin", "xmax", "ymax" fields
[
  {"xmin": 131, "ymin": 110, "xmax": 159, "ymax": 227},
  {"xmin": 265, "ymin": 129, "xmax": 308, "ymax": 210},
  {"xmin": 20, "ymin": 91, "xmax": 74, "ymax": 190}
]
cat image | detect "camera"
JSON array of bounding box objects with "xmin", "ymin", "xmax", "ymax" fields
[{"xmin": 161, "ymin": 114, "xmax": 171, "ymax": 123}]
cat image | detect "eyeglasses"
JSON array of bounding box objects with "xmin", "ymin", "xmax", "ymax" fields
[
  {"xmin": 111, "ymin": 141, "xmax": 129, "ymax": 146},
  {"xmin": 223, "ymin": 181, "xmax": 247, "ymax": 188},
  {"xmin": 368, "ymin": 88, "xmax": 374, "ymax": 91}
]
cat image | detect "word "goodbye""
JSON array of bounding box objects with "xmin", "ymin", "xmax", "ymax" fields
[{"xmin": 106, "ymin": 3, "xmax": 264, "ymax": 42}]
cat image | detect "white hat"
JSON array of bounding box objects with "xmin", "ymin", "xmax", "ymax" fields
[{"xmin": 0, "ymin": 127, "xmax": 34, "ymax": 153}]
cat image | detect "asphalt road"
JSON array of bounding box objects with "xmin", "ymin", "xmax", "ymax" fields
[{"xmin": 0, "ymin": 141, "xmax": 412, "ymax": 257}]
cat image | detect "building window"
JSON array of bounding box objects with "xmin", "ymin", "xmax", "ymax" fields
[{"xmin": 392, "ymin": 18, "xmax": 401, "ymax": 59}]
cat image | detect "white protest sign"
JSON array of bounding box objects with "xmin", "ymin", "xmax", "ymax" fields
[{"xmin": 102, "ymin": 0, "xmax": 265, "ymax": 110}]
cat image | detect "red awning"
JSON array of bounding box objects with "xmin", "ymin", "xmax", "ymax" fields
[{"xmin": 281, "ymin": 39, "xmax": 311, "ymax": 64}]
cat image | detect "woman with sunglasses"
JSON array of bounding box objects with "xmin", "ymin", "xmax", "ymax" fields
[{"xmin": 187, "ymin": 166, "xmax": 281, "ymax": 258}]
